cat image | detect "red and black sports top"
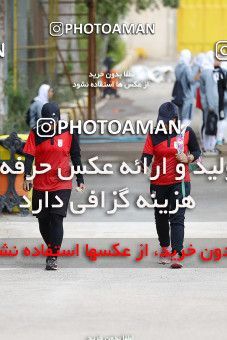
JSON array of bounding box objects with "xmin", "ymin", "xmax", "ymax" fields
[
  {"xmin": 23, "ymin": 127, "xmax": 84, "ymax": 191},
  {"xmin": 141, "ymin": 126, "xmax": 201, "ymax": 185}
]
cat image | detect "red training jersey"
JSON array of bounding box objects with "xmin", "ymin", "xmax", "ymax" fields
[
  {"xmin": 141, "ymin": 126, "xmax": 201, "ymax": 185},
  {"xmin": 23, "ymin": 127, "xmax": 83, "ymax": 191}
]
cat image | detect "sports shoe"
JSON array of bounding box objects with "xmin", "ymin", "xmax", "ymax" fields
[
  {"xmin": 46, "ymin": 256, "xmax": 58, "ymax": 271},
  {"xmin": 158, "ymin": 246, "xmax": 171, "ymax": 265},
  {"xmin": 170, "ymin": 252, "xmax": 183, "ymax": 269}
]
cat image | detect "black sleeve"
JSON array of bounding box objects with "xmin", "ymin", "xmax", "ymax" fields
[
  {"xmin": 140, "ymin": 153, "xmax": 153, "ymax": 169},
  {"xmin": 188, "ymin": 127, "xmax": 201, "ymax": 161},
  {"xmin": 24, "ymin": 154, "xmax": 34, "ymax": 179},
  {"xmin": 70, "ymin": 129, "xmax": 84, "ymax": 186}
]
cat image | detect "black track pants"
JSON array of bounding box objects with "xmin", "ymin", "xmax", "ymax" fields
[
  {"xmin": 38, "ymin": 214, "xmax": 64, "ymax": 254},
  {"xmin": 150, "ymin": 182, "xmax": 191, "ymax": 253}
]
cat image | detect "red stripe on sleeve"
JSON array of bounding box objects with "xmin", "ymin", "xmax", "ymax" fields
[
  {"xmin": 143, "ymin": 134, "xmax": 153, "ymax": 155},
  {"xmin": 23, "ymin": 130, "xmax": 36, "ymax": 157}
]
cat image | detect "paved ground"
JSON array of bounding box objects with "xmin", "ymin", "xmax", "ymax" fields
[
  {"xmin": 1, "ymin": 58, "xmax": 227, "ymax": 339},
  {"xmin": 1, "ymin": 268, "xmax": 227, "ymax": 340}
]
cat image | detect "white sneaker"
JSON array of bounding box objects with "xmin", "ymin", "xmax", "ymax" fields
[
  {"xmin": 170, "ymin": 252, "xmax": 183, "ymax": 269},
  {"xmin": 158, "ymin": 246, "xmax": 171, "ymax": 265}
]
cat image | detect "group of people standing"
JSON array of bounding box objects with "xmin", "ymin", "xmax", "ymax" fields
[{"xmin": 173, "ymin": 49, "xmax": 227, "ymax": 155}]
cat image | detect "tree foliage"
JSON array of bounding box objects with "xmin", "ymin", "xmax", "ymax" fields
[{"xmin": 96, "ymin": 0, "xmax": 179, "ymax": 24}]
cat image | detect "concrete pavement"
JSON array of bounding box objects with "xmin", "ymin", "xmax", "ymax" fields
[{"xmin": 1, "ymin": 268, "xmax": 227, "ymax": 340}]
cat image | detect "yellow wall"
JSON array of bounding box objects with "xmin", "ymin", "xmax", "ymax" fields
[{"xmin": 177, "ymin": 0, "xmax": 227, "ymax": 53}]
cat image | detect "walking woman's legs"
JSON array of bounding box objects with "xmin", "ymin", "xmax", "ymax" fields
[
  {"xmin": 169, "ymin": 182, "xmax": 191, "ymax": 253},
  {"xmin": 38, "ymin": 214, "xmax": 64, "ymax": 254},
  {"xmin": 169, "ymin": 207, "xmax": 186, "ymax": 253},
  {"xmin": 49, "ymin": 214, "xmax": 64, "ymax": 254},
  {"xmin": 154, "ymin": 208, "xmax": 170, "ymax": 247},
  {"xmin": 38, "ymin": 215, "xmax": 51, "ymax": 246},
  {"xmin": 151, "ymin": 185, "xmax": 170, "ymax": 248}
]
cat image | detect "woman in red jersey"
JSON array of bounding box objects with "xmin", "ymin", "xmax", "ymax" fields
[
  {"xmin": 23, "ymin": 102, "xmax": 85, "ymax": 270},
  {"xmin": 141, "ymin": 102, "xmax": 201, "ymax": 269}
]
